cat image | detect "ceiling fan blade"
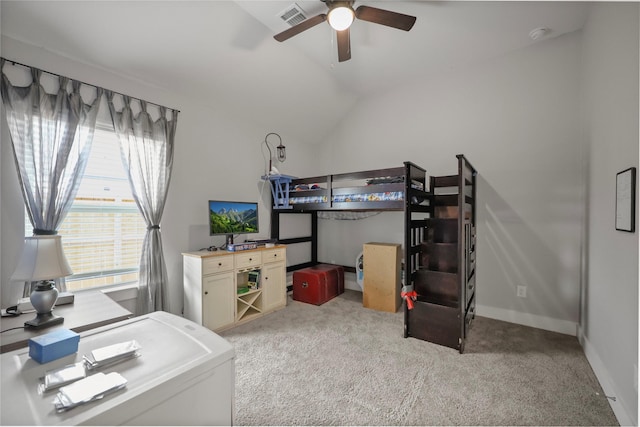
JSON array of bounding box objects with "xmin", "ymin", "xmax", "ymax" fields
[
  {"xmin": 336, "ymin": 28, "xmax": 351, "ymax": 62},
  {"xmin": 274, "ymin": 14, "xmax": 327, "ymax": 42},
  {"xmin": 355, "ymin": 5, "xmax": 416, "ymax": 31}
]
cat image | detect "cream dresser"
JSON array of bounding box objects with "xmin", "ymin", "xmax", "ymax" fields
[{"xmin": 182, "ymin": 245, "xmax": 286, "ymax": 332}]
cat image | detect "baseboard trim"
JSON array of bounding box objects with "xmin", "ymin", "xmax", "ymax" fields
[
  {"xmin": 476, "ymin": 304, "xmax": 578, "ymax": 336},
  {"xmin": 578, "ymin": 326, "xmax": 636, "ymax": 427},
  {"xmin": 345, "ymin": 276, "xmax": 361, "ymax": 292}
]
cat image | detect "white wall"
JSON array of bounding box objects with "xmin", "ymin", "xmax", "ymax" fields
[
  {"xmin": 314, "ymin": 31, "xmax": 585, "ymax": 335},
  {"xmin": 580, "ymin": 3, "xmax": 639, "ymax": 425},
  {"xmin": 0, "ymin": 36, "xmax": 315, "ymax": 314}
]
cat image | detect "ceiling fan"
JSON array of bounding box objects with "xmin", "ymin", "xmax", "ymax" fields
[{"xmin": 273, "ymin": 0, "xmax": 417, "ymax": 62}]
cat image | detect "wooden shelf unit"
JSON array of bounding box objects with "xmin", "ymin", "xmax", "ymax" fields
[
  {"xmin": 405, "ymin": 155, "xmax": 477, "ymax": 353},
  {"xmin": 236, "ymin": 288, "xmax": 263, "ymax": 322}
]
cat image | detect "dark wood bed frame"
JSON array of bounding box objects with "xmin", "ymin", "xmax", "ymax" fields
[
  {"xmin": 269, "ymin": 155, "xmax": 477, "ymax": 353},
  {"xmin": 270, "ymin": 161, "xmax": 429, "ymax": 274}
]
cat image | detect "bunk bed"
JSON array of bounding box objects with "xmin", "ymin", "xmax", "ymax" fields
[
  {"xmin": 269, "ymin": 156, "xmax": 477, "ymax": 353},
  {"xmin": 269, "ymin": 161, "xmax": 429, "ymax": 272}
]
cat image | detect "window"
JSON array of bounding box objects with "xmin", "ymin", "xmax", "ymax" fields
[{"xmin": 25, "ymin": 119, "xmax": 146, "ymax": 291}]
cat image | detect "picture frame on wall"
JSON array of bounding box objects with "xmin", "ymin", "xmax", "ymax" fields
[{"xmin": 615, "ymin": 167, "xmax": 636, "ymax": 232}]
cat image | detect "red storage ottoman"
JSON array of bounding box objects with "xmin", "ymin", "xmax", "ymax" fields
[{"xmin": 293, "ymin": 264, "xmax": 345, "ymax": 305}]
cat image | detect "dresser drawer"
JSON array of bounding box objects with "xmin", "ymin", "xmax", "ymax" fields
[
  {"xmin": 263, "ymin": 248, "xmax": 286, "ymax": 264},
  {"xmin": 202, "ymin": 255, "xmax": 234, "ymax": 275},
  {"xmin": 235, "ymin": 252, "xmax": 262, "ymax": 269}
]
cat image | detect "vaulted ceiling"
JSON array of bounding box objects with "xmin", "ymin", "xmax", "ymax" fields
[{"xmin": 0, "ymin": 1, "xmax": 589, "ymax": 144}]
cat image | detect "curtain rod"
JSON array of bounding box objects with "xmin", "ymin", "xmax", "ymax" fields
[{"xmin": 1, "ymin": 57, "xmax": 180, "ymax": 113}]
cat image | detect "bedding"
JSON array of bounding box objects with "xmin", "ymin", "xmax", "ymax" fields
[
  {"xmin": 283, "ymin": 175, "xmax": 424, "ymax": 206},
  {"xmin": 282, "ymin": 191, "xmax": 404, "ymax": 205}
]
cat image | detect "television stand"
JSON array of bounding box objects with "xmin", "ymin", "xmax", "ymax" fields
[{"xmin": 182, "ymin": 245, "xmax": 287, "ymax": 332}]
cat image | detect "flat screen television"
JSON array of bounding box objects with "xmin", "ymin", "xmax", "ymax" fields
[{"xmin": 208, "ymin": 200, "xmax": 258, "ymax": 244}]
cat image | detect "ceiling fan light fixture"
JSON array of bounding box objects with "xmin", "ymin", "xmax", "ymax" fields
[
  {"xmin": 328, "ymin": 6, "xmax": 354, "ymax": 31},
  {"xmin": 272, "ymin": 1, "xmax": 416, "ymax": 63}
]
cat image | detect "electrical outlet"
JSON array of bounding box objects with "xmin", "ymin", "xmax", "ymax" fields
[{"xmin": 517, "ymin": 286, "xmax": 527, "ymax": 298}]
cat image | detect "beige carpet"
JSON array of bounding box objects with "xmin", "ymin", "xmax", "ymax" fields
[{"xmin": 220, "ymin": 290, "xmax": 618, "ymax": 426}]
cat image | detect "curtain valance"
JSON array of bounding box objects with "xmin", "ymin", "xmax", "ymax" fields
[{"xmin": 0, "ymin": 58, "xmax": 180, "ymax": 113}]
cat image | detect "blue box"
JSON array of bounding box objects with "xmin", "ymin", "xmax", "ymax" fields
[{"xmin": 28, "ymin": 328, "xmax": 80, "ymax": 364}]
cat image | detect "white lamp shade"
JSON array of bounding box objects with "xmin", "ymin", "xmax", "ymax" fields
[
  {"xmin": 11, "ymin": 235, "xmax": 73, "ymax": 282},
  {"xmin": 328, "ymin": 6, "xmax": 354, "ymax": 31}
]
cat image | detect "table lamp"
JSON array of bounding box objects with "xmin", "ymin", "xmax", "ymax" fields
[{"xmin": 10, "ymin": 235, "xmax": 73, "ymax": 329}]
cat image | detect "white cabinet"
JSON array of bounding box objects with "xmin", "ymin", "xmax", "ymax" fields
[
  {"xmin": 1, "ymin": 312, "xmax": 235, "ymax": 426},
  {"xmin": 202, "ymin": 271, "xmax": 235, "ymax": 331},
  {"xmin": 262, "ymin": 248, "xmax": 286, "ymax": 312},
  {"xmin": 234, "ymin": 251, "xmax": 262, "ymax": 270},
  {"xmin": 183, "ymin": 246, "xmax": 287, "ymax": 332}
]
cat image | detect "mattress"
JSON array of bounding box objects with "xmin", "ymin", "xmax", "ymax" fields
[
  {"xmin": 279, "ymin": 174, "xmax": 425, "ymax": 206},
  {"xmin": 285, "ymin": 191, "xmax": 404, "ymax": 205}
]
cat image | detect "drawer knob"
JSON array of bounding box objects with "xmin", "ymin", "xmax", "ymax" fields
[
  {"xmin": 249, "ymin": 258, "xmax": 253, "ymax": 261},
  {"xmin": 218, "ymin": 262, "xmax": 222, "ymax": 266},
  {"xmin": 204, "ymin": 291, "xmax": 209, "ymax": 295}
]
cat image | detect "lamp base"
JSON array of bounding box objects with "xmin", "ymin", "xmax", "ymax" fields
[
  {"xmin": 24, "ymin": 280, "xmax": 64, "ymax": 329},
  {"xmin": 24, "ymin": 311, "xmax": 64, "ymax": 329}
]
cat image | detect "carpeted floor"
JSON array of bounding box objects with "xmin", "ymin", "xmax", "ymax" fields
[{"xmin": 220, "ymin": 290, "xmax": 618, "ymax": 426}]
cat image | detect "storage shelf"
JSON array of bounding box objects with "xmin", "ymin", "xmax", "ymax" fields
[
  {"xmin": 236, "ymin": 289, "xmax": 263, "ymax": 321},
  {"xmin": 406, "ymin": 155, "xmax": 477, "ymax": 353},
  {"xmin": 238, "ymin": 288, "xmax": 260, "ymax": 297},
  {"xmin": 237, "ymin": 308, "xmax": 262, "ymax": 323}
]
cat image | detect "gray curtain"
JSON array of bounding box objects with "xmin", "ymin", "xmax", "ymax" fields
[
  {"xmin": 0, "ymin": 59, "xmax": 102, "ymax": 295},
  {"xmin": 106, "ymin": 91, "xmax": 178, "ymax": 315}
]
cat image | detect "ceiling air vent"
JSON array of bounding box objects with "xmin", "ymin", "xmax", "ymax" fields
[{"xmin": 278, "ymin": 3, "xmax": 307, "ymax": 27}]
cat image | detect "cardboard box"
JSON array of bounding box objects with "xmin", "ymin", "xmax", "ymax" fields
[
  {"xmin": 29, "ymin": 328, "xmax": 80, "ymax": 364},
  {"xmin": 363, "ymin": 242, "xmax": 401, "ymax": 313}
]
